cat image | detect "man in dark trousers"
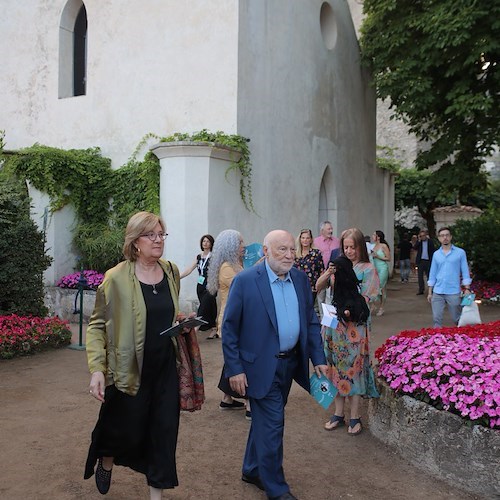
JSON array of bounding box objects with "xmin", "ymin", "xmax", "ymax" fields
[
  {"xmin": 222, "ymin": 230, "xmax": 327, "ymax": 500},
  {"xmin": 414, "ymin": 229, "xmax": 435, "ymax": 295}
]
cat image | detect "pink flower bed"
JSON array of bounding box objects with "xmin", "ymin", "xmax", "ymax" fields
[
  {"xmin": 0, "ymin": 315, "xmax": 72, "ymax": 359},
  {"xmin": 376, "ymin": 321, "xmax": 500, "ymax": 429},
  {"xmin": 56, "ymin": 270, "xmax": 104, "ymax": 290}
]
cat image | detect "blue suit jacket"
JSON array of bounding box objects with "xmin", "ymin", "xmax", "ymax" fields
[{"xmin": 222, "ymin": 261, "xmax": 326, "ymax": 399}]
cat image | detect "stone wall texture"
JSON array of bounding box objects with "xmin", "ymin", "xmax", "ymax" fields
[
  {"xmin": 368, "ymin": 380, "xmax": 500, "ymax": 499},
  {"xmin": 44, "ymin": 287, "xmax": 96, "ymax": 323}
]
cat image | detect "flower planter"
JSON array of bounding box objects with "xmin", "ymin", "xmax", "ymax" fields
[
  {"xmin": 44, "ymin": 286, "xmax": 96, "ymax": 322},
  {"xmin": 368, "ymin": 379, "xmax": 500, "ymax": 498}
]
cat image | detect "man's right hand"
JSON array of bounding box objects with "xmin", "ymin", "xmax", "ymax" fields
[{"xmin": 229, "ymin": 373, "xmax": 248, "ymax": 397}]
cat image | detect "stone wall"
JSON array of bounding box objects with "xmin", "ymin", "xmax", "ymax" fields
[
  {"xmin": 368, "ymin": 380, "xmax": 500, "ymax": 498},
  {"xmin": 44, "ymin": 287, "xmax": 200, "ymax": 322},
  {"xmin": 44, "ymin": 287, "xmax": 96, "ymax": 323}
]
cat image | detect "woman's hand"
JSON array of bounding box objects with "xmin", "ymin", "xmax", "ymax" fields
[
  {"xmin": 89, "ymin": 371, "xmax": 105, "ymax": 402},
  {"xmin": 176, "ymin": 312, "xmax": 198, "ymax": 334},
  {"xmin": 315, "ymin": 264, "xmax": 335, "ymax": 292}
]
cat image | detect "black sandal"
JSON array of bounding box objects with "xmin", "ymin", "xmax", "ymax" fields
[
  {"xmin": 348, "ymin": 418, "xmax": 362, "ymax": 436},
  {"xmin": 95, "ymin": 458, "xmax": 112, "ymax": 495},
  {"xmin": 324, "ymin": 414, "xmax": 345, "ymax": 430}
]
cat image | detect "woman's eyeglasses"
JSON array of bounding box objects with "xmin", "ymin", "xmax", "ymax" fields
[{"xmin": 140, "ymin": 232, "xmax": 168, "ymax": 241}]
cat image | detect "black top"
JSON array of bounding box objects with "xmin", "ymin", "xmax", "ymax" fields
[
  {"xmin": 139, "ymin": 273, "xmax": 175, "ymax": 375},
  {"xmin": 398, "ymin": 240, "xmax": 413, "ymax": 260}
]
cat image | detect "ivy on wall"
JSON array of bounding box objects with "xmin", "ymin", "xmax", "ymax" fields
[
  {"xmin": 135, "ymin": 129, "xmax": 254, "ymax": 212},
  {"xmin": 1, "ymin": 129, "xmax": 252, "ymax": 270},
  {"xmin": 2, "ymin": 144, "xmax": 160, "ymax": 271}
]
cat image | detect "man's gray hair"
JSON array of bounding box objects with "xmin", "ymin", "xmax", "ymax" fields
[{"xmin": 319, "ymin": 220, "xmax": 332, "ymax": 232}]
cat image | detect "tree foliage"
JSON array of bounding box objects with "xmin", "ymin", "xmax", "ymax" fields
[
  {"xmin": 452, "ymin": 209, "xmax": 500, "ymax": 281},
  {"xmin": 361, "ymin": 0, "xmax": 500, "ymax": 200}
]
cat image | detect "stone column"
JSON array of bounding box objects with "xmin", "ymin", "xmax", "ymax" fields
[
  {"xmin": 27, "ymin": 182, "xmax": 77, "ymax": 285},
  {"xmin": 150, "ymin": 141, "xmax": 241, "ymax": 311}
]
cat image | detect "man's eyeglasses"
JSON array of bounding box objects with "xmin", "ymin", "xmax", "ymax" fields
[{"xmin": 140, "ymin": 232, "xmax": 168, "ymax": 241}]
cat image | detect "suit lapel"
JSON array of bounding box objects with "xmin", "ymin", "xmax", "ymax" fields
[
  {"xmin": 255, "ymin": 263, "xmax": 278, "ymax": 333},
  {"xmin": 290, "ymin": 268, "xmax": 307, "ymax": 338}
]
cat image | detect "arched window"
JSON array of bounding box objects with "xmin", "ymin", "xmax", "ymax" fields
[{"xmin": 59, "ymin": 0, "xmax": 87, "ymax": 98}]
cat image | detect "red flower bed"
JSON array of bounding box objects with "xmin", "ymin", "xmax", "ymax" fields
[{"xmin": 0, "ymin": 315, "xmax": 72, "ymax": 359}]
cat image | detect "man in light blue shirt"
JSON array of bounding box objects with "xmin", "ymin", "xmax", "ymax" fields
[
  {"xmin": 222, "ymin": 230, "xmax": 327, "ymax": 500},
  {"xmin": 427, "ymin": 226, "xmax": 472, "ymax": 327}
]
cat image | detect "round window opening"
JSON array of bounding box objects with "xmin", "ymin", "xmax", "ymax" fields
[{"xmin": 320, "ymin": 2, "xmax": 338, "ymax": 50}]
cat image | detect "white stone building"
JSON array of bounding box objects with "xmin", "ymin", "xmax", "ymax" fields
[{"xmin": 0, "ymin": 0, "xmax": 393, "ymax": 306}]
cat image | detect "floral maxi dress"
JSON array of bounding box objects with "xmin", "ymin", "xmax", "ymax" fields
[{"xmin": 324, "ymin": 262, "xmax": 380, "ymax": 398}]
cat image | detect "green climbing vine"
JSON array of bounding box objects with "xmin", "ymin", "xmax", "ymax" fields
[
  {"xmin": 159, "ymin": 129, "xmax": 254, "ymax": 212},
  {"xmin": 1, "ymin": 142, "xmax": 160, "ymax": 271},
  {"xmin": 0, "ymin": 128, "xmax": 253, "ymax": 270}
]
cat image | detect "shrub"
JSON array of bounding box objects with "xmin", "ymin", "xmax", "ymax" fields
[
  {"xmin": 0, "ymin": 178, "xmax": 52, "ymax": 316},
  {"xmin": 0, "ymin": 315, "xmax": 72, "ymax": 359},
  {"xmin": 452, "ymin": 209, "xmax": 500, "ymax": 282},
  {"xmin": 73, "ymin": 223, "xmax": 124, "ymax": 273}
]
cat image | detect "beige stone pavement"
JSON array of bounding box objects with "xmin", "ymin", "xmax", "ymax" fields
[{"xmin": 0, "ymin": 274, "xmax": 497, "ymax": 499}]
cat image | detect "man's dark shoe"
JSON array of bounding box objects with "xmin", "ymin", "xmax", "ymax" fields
[
  {"xmin": 269, "ymin": 492, "xmax": 298, "ymax": 500},
  {"xmin": 242, "ymin": 474, "xmax": 265, "ymax": 491},
  {"xmin": 416, "ymin": 292, "xmax": 424, "ymax": 295}
]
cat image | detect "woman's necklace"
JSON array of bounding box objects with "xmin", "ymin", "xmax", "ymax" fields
[{"xmin": 136, "ymin": 261, "xmax": 162, "ymax": 294}]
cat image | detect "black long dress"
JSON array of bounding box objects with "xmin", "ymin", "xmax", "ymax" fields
[
  {"xmin": 84, "ymin": 273, "xmax": 180, "ymax": 489},
  {"xmin": 195, "ymin": 254, "xmax": 217, "ymax": 331}
]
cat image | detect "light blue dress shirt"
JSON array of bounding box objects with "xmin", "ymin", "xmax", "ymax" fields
[
  {"xmin": 427, "ymin": 245, "xmax": 472, "ymax": 294},
  {"xmin": 265, "ymin": 260, "xmax": 300, "ymax": 351}
]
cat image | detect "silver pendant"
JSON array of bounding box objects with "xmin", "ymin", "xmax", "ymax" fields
[{"xmin": 152, "ymin": 284, "xmax": 158, "ymax": 295}]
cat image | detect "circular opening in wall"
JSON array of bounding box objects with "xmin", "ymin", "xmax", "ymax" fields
[{"xmin": 320, "ymin": 2, "xmax": 338, "ymax": 50}]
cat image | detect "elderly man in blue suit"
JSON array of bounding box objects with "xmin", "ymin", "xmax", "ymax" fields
[{"xmin": 222, "ymin": 230, "xmax": 328, "ymax": 500}]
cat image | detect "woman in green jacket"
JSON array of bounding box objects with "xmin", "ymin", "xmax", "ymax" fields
[{"xmin": 84, "ymin": 211, "xmax": 182, "ymax": 500}]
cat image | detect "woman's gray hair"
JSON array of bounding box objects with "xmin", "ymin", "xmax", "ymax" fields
[{"xmin": 207, "ymin": 229, "xmax": 242, "ymax": 295}]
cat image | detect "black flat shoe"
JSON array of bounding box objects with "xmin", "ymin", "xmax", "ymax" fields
[{"xmin": 95, "ymin": 458, "xmax": 112, "ymax": 495}]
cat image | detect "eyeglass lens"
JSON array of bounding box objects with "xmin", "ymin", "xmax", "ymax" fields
[{"xmin": 142, "ymin": 232, "xmax": 168, "ymax": 241}]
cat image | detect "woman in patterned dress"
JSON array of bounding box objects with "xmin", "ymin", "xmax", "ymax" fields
[
  {"xmin": 315, "ymin": 228, "xmax": 380, "ymax": 435},
  {"xmin": 293, "ymin": 228, "xmax": 325, "ymax": 302}
]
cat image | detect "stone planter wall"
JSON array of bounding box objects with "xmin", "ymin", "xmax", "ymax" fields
[
  {"xmin": 44, "ymin": 287, "xmax": 96, "ymax": 323},
  {"xmin": 368, "ymin": 379, "xmax": 500, "ymax": 498}
]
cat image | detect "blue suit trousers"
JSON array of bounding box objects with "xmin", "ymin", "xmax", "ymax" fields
[{"xmin": 242, "ymin": 354, "xmax": 298, "ymax": 498}]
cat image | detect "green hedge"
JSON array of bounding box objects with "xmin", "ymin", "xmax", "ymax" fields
[
  {"xmin": 452, "ymin": 209, "xmax": 500, "ymax": 282},
  {"xmin": 0, "ymin": 177, "xmax": 51, "ymax": 316}
]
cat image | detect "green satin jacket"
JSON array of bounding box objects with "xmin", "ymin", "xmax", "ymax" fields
[{"xmin": 86, "ymin": 259, "xmax": 180, "ymax": 396}]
